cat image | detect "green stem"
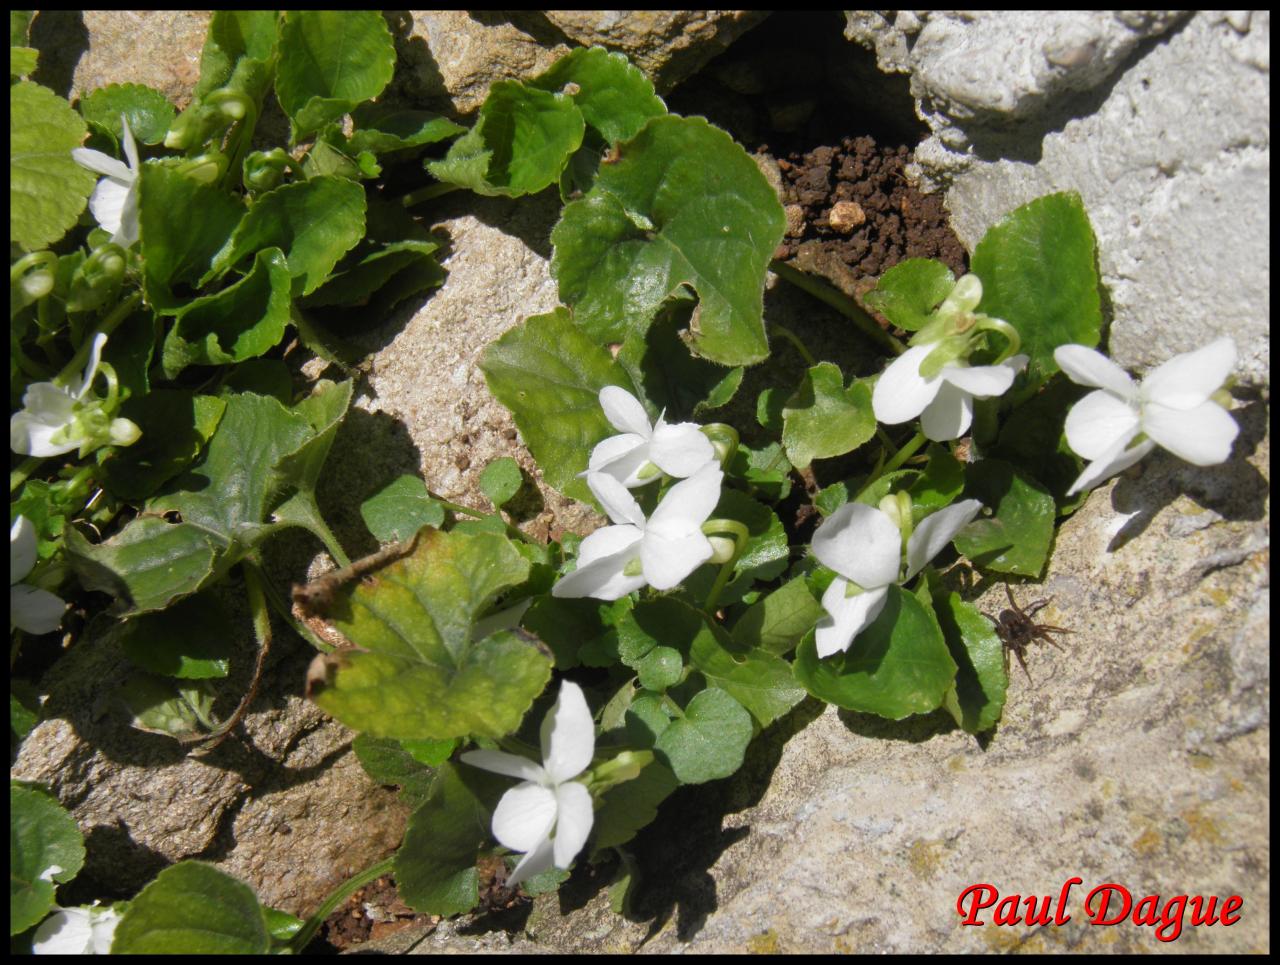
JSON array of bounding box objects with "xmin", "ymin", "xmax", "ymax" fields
[
  {"xmin": 769, "ymin": 259, "xmax": 905, "ymax": 356},
  {"xmin": 855, "ymin": 430, "xmax": 926, "ymax": 500},
  {"xmin": 400, "ymin": 181, "xmax": 462, "ymax": 208},
  {"xmin": 56, "ymin": 291, "xmax": 143, "ymax": 386},
  {"xmin": 10, "ymin": 457, "xmax": 42, "ymax": 494},
  {"xmin": 769, "ymin": 322, "xmax": 817, "ymax": 366},
  {"xmin": 700, "ymin": 518, "xmax": 750, "ymax": 615},
  {"xmin": 286, "ymin": 855, "xmax": 397, "ymax": 954},
  {"xmin": 431, "ymin": 492, "xmax": 539, "ymax": 545}
]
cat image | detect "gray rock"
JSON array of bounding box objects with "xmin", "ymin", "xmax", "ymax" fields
[{"xmin": 844, "ymin": 11, "xmax": 1270, "ymax": 383}]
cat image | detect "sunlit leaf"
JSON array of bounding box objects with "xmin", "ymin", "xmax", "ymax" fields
[
  {"xmin": 10, "ymin": 783, "xmax": 85, "ymax": 935},
  {"xmin": 11, "ymin": 81, "xmax": 97, "ymax": 251},
  {"xmin": 112, "ymin": 862, "xmax": 269, "ymax": 954}
]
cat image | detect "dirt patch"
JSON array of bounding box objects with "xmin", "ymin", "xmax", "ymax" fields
[
  {"xmin": 314, "ymin": 875, "xmax": 436, "ymax": 953},
  {"xmin": 772, "ymin": 136, "xmax": 969, "ymax": 280}
]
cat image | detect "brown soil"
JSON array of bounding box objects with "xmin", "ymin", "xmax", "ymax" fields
[
  {"xmin": 315, "ymin": 875, "xmax": 436, "ymax": 953},
  {"xmin": 772, "ymin": 136, "xmax": 969, "ymax": 280}
]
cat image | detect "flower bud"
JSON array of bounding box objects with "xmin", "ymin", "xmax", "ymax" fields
[
  {"xmin": 177, "ymin": 152, "xmax": 229, "ymax": 185},
  {"xmin": 707, "ymin": 535, "xmax": 736, "ymax": 564},
  {"xmin": 243, "ymin": 148, "xmax": 293, "ymax": 193},
  {"xmin": 108, "ymin": 417, "xmax": 142, "ymax": 447},
  {"xmin": 20, "ymin": 270, "xmax": 54, "ymax": 301},
  {"xmin": 701, "ymin": 423, "xmax": 740, "ymax": 469}
]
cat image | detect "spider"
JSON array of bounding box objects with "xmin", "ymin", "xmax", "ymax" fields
[{"xmin": 989, "ymin": 584, "xmax": 1073, "ymax": 683}]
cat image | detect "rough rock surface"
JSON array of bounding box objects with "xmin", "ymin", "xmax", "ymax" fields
[{"xmin": 843, "ymin": 11, "xmax": 1271, "ymax": 382}]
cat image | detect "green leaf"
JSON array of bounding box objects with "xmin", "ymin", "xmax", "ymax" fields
[
  {"xmin": 907, "ymin": 443, "xmax": 966, "ymax": 516},
  {"xmin": 781, "ymin": 362, "xmax": 877, "ymax": 469},
  {"xmin": 592, "ymin": 760, "xmax": 679, "ymax": 852},
  {"xmin": 935, "ymin": 587, "xmax": 1007, "ymax": 734},
  {"xmin": 275, "ymin": 11, "xmax": 395, "ymax": 142},
  {"xmin": 864, "ymin": 258, "xmax": 956, "ymax": 332},
  {"xmin": 397, "ymin": 762, "xmax": 506, "ymax": 917},
  {"xmin": 207, "ymin": 175, "xmax": 366, "ymax": 296},
  {"xmin": 99, "ymin": 392, "xmax": 227, "ymax": 501},
  {"xmin": 480, "ymin": 307, "xmax": 638, "ymax": 503},
  {"xmin": 64, "ymin": 519, "xmax": 225, "ymax": 617},
  {"xmin": 793, "ymin": 585, "xmax": 957, "ymax": 719},
  {"xmin": 480, "ymin": 457, "xmax": 524, "ymax": 508},
  {"xmin": 10, "ymin": 783, "xmax": 86, "ymax": 935},
  {"xmin": 521, "ymin": 595, "xmax": 623, "ymax": 670},
  {"xmin": 727, "ymin": 441, "xmax": 792, "ymax": 503},
  {"xmin": 112, "ymin": 861, "xmax": 269, "ymax": 954},
  {"xmin": 970, "ymin": 192, "xmax": 1103, "ymax": 389},
  {"xmin": 653, "ymin": 687, "xmax": 753, "ymax": 785},
  {"xmin": 78, "ymin": 83, "xmax": 176, "ymax": 146},
  {"xmin": 360, "ymin": 475, "xmax": 446, "ymax": 543},
  {"xmin": 992, "ymin": 376, "xmax": 1090, "ymax": 512},
  {"xmin": 117, "ymin": 592, "xmax": 234, "ymax": 680},
  {"xmin": 531, "ymin": 46, "xmax": 666, "ymax": 147},
  {"xmin": 616, "ymin": 599, "xmax": 694, "ymax": 691},
  {"xmin": 11, "ymin": 45, "xmax": 37, "ymax": 78},
  {"xmin": 952, "ymin": 459, "xmax": 1056, "ymax": 578},
  {"xmin": 688, "ymin": 612, "xmax": 806, "ymax": 729},
  {"xmin": 118, "ymin": 673, "xmax": 218, "ymax": 738},
  {"xmin": 310, "ymin": 528, "xmax": 553, "ymax": 741},
  {"xmin": 731, "ymin": 575, "xmax": 824, "ymax": 657},
  {"xmin": 428, "ymin": 80, "xmax": 585, "ymax": 197},
  {"xmin": 348, "ymin": 104, "xmax": 465, "ymax": 156},
  {"xmin": 11, "ymin": 10, "xmax": 33, "ymax": 47},
  {"xmin": 352, "ymin": 734, "xmax": 438, "ymax": 811},
  {"xmin": 192, "ymin": 10, "xmax": 279, "ymax": 101},
  {"xmin": 162, "ymin": 247, "xmax": 292, "ymax": 377},
  {"xmin": 139, "ymin": 164, "xmax": 245, "ymax": 311},
  {"xmin": 10, "ymin": 81, "xmax": 97, "ymax": 251},
  {"xmin": 551, "ymin": 115, "xmax": 786, "ymax": 365},
  {"xmin": 616, "ymin": 298, "xmax": 744, "ymax": 422}
]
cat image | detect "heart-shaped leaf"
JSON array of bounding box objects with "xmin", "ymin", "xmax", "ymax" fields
[
  {"xmin": 480, "ymin": 307, "xmax": 638, "ymax": 503},
  {"xmin": 10, "ymin": 783, "xmax": 85, "ymax": 935},
  {"xmin": 952, "ymin": 458, "xmax": 1055, "ymax": 578},
  {"xmin": 781, "ymin": 362, "xmax": 876, "ymax": 469},
  {"xmin": 112, "ymin": 861, "xmax": 269, "ymax": 954},
  {"xmin": 11, "ymin": 81, "xmax": 97, "ymax": 251},
  {"xmin": 551, "ymin": 115, "xmax": 786, "ymax": 365},
  {"xmin": 359, "ymin": 475, "xmax": 446, "ymax": 543},
  {"xmin": 970, "ymin": 191, "xmax": 1102, "ymax": 390},
  {"xmin": 531, "ymin": 45, "xmax": 666, "ymax": 147},
  {"xmin": 79, "ymin": 82, "xmax": 176, "ymax": 146},
  {"xmin": 653, "ymin": 687, "xmax": 753, "ymax": 785},
  {"xmin": 310, "ymin": 528, "xmax": 553, "ymax": 741},
  {"xmin": 793, "ymin": 585, "xmax": 957, "ymax": 719},
  {"xmin": 863, "ymin": 258, "xmax": 956, "ymax": 332}
]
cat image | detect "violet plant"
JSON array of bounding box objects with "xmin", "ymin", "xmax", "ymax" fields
[{"xmin": 10, "ymin": 16, "xmax": 1242, "ymax": 953}]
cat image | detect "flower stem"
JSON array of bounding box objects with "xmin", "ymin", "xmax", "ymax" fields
[
  {"xmin": 286, "ymin": 855, "xmax": 397, "ymax": 953},
  {"xmin": 854, "ymin": 430, "xmax": 926, "ymax": 500},
  {"xmin": 400, "ymin": 181, "xmax": 462, "ymax": 208},
  {"xmin": 700, "ymin": 518, "xmax": 751, "ymax": 615},
  {"xmin": 56, "ymin": 291, "xmax": 143, "ymax": 386},
  {"xmin": 769, "ymin": 259, "xmax": 905, "ymax": 356},
  {"xmin": 769, "ymin": 322, "xmax": 817, "ymax": 366}
]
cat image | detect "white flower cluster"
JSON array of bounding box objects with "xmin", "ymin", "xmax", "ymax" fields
[{"xmin": 553, "ymin": 387, "xmax": 723, "ymax": 601}]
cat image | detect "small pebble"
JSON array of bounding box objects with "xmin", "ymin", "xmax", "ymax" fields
[{"xmin": 827, "ymin": 201, "xmax": 866, "ymax": 233}]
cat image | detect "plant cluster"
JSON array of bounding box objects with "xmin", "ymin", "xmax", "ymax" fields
[{"xmin": 10, "ymin": 12, "xmax": 1240, "ymax": 954}]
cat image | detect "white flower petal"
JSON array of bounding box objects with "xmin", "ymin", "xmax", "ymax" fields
[
  {"xmin": 1140, "ymin": 337, "xmax": 1236, "ymax": 410},
  {"xmin": 586, "ymin": 471, "xmax": 646, "ymax": 528},
  {"xmin": 1066, "ymin": 436, "xmax": 1157, "ymax": 495},
  {"xmin": 599, "ymin": 386, "xmax": 653, "ymax": 437},
  {"xmin": 551, "ymin": 780, "xmax": 594, "ymax": 869},
  {"xmin": 491, "ymin": 782, "xmax": 558, "ymax": 854},
  {"xmin": 71, "ymin": 147, "xmax": 132, "ymax": 182},
  {"xmin": 1054, "ymin": 344, "xmax": 1136, "ymax": 397},
  {"xmin": 32, "ymin": 907, "xmax": 94, "ymax": 955},
  {"xmin": 814, "ymin": 581, "xmax": 889, "ymax": 658},
  {"xmin": 1064, "ymin": 390, "xmax": 1141, "ymax": 460},
  {"xmin": 10, "ymin": 384, "xmax": 83, "ymax": 457},
  {"xmin": 1142, "ymin": 400, "xmax": 1239, "ymax": 466},
  {"xmin": 904, "ymin": 499, "xmax": 983, "ymax": 581},
  {"xmin": 646, "ymin": 463, "xmax": 722, "ymax": 538},
  {"xmin": 872, "ymin": 344, "xmax": 943, "ymax": 425},
  {"xmin": 12, "ymin": 515, "xmax": 37, "ymax": 583},
  {"xmin": 12, "ymin": 584, "xmax": 66, "ymax": 635},
  {"xmin": 919, "ymin": 379, "xmax": 974, "ymax": 441},
  {"xmin": 586, "ymin": 433, "xmax": 650, "ymax": 487},
  {"xmin": 112, "ymin": 184, "xmax": 141, "ymax": 248},
  {"xmin": 87, "ymin": 178, "xmax": 131, "ymax": 238},
  {"xmin": 87, "ymin": 908, "xmax": 121, "ymax": 955},
  {"xmin": 810, "ymin": 502, "xmax": 901, "ymax": 589},
  {"xmin": 648, "ymin": 422, "xmax": 715, "ymax": 478},
  {"xmin": 71, "ymin": 333, "xmax": 110, "ymax": 400},
  {"xmin": 551, "ymin": 527, "xmax": 645, "ymax": 601},
  {"xmin": 640, "ymin": 531, "xmax": 712, "ymax": 590},
  {"xmin": 540, "ymin": 681, "xmax": 594, "ymax": 783},
  {"xmin": 120, "ymin": 114, "xmax": 140, "ymax": 171},
  {"xmin": 459, "ymin": 748, "xmax": 547, "ymax": 783},
  {"xmin": 941, "ymin": 359, "xmax": 1018, "ymax": 398},
  {"xmin": 505, "ymin": 833, "xmax": 557, "ymax": 889}
]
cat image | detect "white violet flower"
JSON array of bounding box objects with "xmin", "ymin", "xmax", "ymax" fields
[
  {"xmin": 811, "ymin": 498, "xmax": 982, "ymax": 658},
  {"xmin": 11, "ymin": 516, "xmax": 66, "ymax": 635},
  {"xmin": 72, "ymin": 114, "xmax": 142, "ymax": 248},
  {"xmin": 584, "ymin": 386, "xmax": 715, "ymax": 488},
  {"xmin": 872, "ymin": 274, "xmax": 1028, "ymax": 441},
  {"xmin": 32, "ymin": 903, "xmax": 122, "ymax": 955},
  {"xmin": 460, "ymin": 680, "xmax": 595, "ymax": 888},
  {"xmin": 1055, "ymin": 337, "xmax": 1239, "ymax": 495},
  {"xmin": 10, "ymin": 333, "xmax": 141, "ymax": 458},
  {"xmin": 552, "ymin": 462, "xmax": 723, "ymax": 601}
]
